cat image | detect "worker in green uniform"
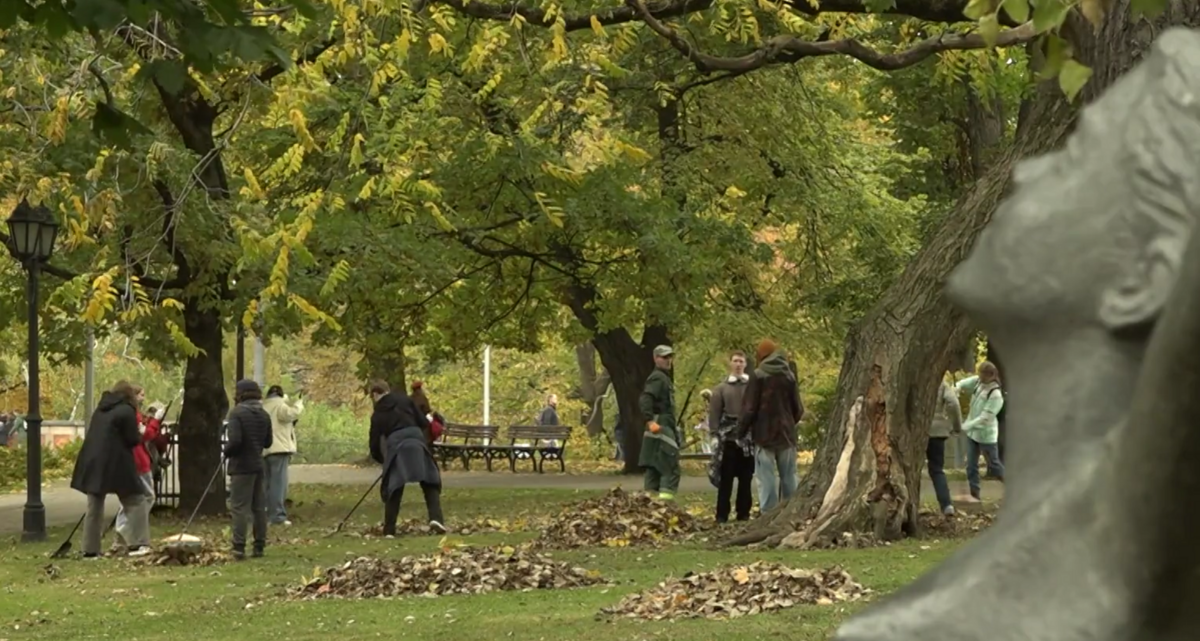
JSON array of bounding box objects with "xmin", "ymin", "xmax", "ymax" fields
[{"xmin": 639, "ymin": 345, "xmax": 681, "ymax": 500}]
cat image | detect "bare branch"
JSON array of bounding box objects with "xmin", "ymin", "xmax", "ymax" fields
[{"xmin": 631, "ymin": 0, "xmax": 1035, "ymax": 74}]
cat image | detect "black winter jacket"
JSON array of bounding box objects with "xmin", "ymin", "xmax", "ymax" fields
[
  {"xmin": 369, "ymin": 392, "xmax": 431, "ymax": 464},
  {"xmin": 224, "ymin": 400, "xmax": 274, "ymax": 475},
  {"xmin": 70, "ymin": 391, "xmax": 143, "ymax": 497}
]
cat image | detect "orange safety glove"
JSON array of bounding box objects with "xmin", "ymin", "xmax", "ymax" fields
[{"xmin": 647, "ymin": 421, "xmax": 661, "ymax": 434}]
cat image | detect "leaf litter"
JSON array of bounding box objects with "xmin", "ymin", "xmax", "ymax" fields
[
  {"xmin": 127, "ymin": 544, "xmax": 232, "ymax": 567},
  {"xmin": 600, "ymin": 563, "xmax": 868, "ymax": 620},
  {"xmin": 356, "ymin": 515, "xmax": 545, "ymax": 538},
  {"xmin": 805, "ymin": 507, "xmax": 997, "ymax": 549},
  {"xmin": 290, "ymin": 545, "xmax": 605, "ymax": 600},
  {"xmin": 533, "ymin": 488, "xmax": 711, "ymax": 549}
]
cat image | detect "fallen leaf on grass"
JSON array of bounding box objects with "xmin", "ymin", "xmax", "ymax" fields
[
  {"xmin": 918, "ymin": 509, "xmax": 995, "ymax": 538},
  {"xmin": 356, "ymin": 515, "xmax": 545, "ymax": 538},
  {"xmin": 533, "ymin": 488, "xmax": 711, "ymax": 550},
  {"xmin": 599, "ymin": 563, "xmax": 867, "ymax": 620},
  {"xmin": 127, "ymin": 544, "xmax": 232, "ymax": 567},
  {"xmin": 289, "ymin": 546, "xmax": 605, "ymax": 600}
]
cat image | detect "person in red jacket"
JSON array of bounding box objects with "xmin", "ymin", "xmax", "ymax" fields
[{"xmin": 111, "ymin": 386, "xmax": 166, "ymax": 556}]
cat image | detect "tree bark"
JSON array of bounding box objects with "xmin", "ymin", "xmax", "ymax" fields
[
  {"xmin": 177, "ymin": 303, "xmax": 229, "ymax": 515},
  {"xmin": 574, "ymin": 342, "xmax": 611, "ymax": 437},
  {"xmin": 362, "ymin": 341, "xmax": 407, "ymax": 393},
  {"xmin": 724, "ymin": 3, "xmax": 1186, "ymax": 548}
]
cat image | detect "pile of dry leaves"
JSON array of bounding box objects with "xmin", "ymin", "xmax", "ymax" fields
[
  {"xmin": 356, "ymin": 516, "xmax": 543, "ymax": 538},
  {"xmin": 534, "ymin": 488, "xmax": 709, "ymax": 549},
  {"xmin": 918, "ymin": 508, "xmax": 996, "ymax": 538},
  {"xmin": 291, "ymin": 546, "xmax": 605, "ymax": 600},
  {"xmin": 601, "ymin": 563, "xmax": 867, "ymax": 620},
  {"xmin": 129, "ymin": 545, "xmax": 232, "ymax": 567}
]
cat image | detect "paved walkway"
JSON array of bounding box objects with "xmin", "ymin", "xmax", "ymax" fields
[{"xmin": 0, "ymin": 464, "xmax": 1003, "ymax": 535}]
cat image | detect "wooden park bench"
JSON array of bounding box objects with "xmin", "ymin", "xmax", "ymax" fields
[
  {"xmin": 487, "ymin": 425, "xmax": 573, "ymax": 473},
  {"xmin": 432, "ymin": 424, "xmax": 499, "ymax": 471}
]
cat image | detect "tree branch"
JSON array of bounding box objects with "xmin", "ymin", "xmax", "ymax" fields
[
  {"xmin": 431, "ymin": 0, "xmax": 1004, "ymax": 32},
  {"xmin": 255, "ymin": 37, "xmax": 340, "ymax": 85},
  {"xmin": 631, "ymin": 0, "xmax": 1035, "ymax": 73}
]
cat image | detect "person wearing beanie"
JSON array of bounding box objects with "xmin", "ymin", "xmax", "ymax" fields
[
  {"xmin": 739, "ymin": 340, "xmax": 805, "ymax": 513},
  {"xmin": 223, "ymin": 379, "xmax": 274, "ymax": 559},
  {"xmin": 262, "ymin": 384, "xmax": 304, "ymax": 526},
  {"xmin": 639, "ymin": 345, "xmax": 681, "ymax": 501}
]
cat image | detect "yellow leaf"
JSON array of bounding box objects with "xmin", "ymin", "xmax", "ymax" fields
[
  {"xmin": 429, "ymin": 33, "xmax": 449, "ymax": 55},
  {"xmin": 589, "ymin": 15, "xmax": 606, "ymax": 37},
  {"xmin": 733, "ymin": 567, "xmax": 750, "ymax": 584},
  {"xmin": 243, "ymin": 167, "xmax": 267, "ymax": 200}
]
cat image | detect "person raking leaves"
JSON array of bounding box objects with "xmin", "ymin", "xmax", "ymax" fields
[
  {"xmin": 639, "ymin": 345, "xmax": 681, "ymax": 501},
  {"xmin": 368, "ymin": 379, "xmax": 447, "ymax": 536}
]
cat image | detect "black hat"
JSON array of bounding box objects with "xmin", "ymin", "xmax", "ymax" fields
[{"xmin": 235, "ymin": 379, "xmax": 262, "ymax": 398}]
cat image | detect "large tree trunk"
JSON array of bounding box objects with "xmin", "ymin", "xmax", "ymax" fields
[
  {"xmin": 721, "ymin": 7, "xmax": 1181, "ymax": 546},
  {"xmin": 574, "ymin": 343, "xmax": 611, "ymax": 437},
  {"xmin": 362, "ymin": 340, "xmax": 407, "ymax": 393},
  {"xmin": 177, "ymin": 304, "xmax": 229, "ymax": 515}
]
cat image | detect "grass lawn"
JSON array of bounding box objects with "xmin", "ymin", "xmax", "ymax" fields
[{"xmin": 0, "ymin": 485, "xmax": 969, "ymax": 641}]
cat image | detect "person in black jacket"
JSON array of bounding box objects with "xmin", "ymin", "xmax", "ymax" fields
[
  {"xmin": 223, "ymin": 380, "xmax": 274, "ymax": 559},
  {"xmin": 368, "ymin": 379, "xmax": 446, "ymax": 536},
  {"xmin": 71, "ymin": 381, "xmax": 147, "ymax": 558}
]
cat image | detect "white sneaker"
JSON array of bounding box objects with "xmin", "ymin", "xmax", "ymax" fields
[
  {"xmin": 127, "ymin": 546, "xmax": 152, "ymax": 558},
  {"xmin": 282, "ymin": 520, "xmax": 292, "ymax": 526},
  {"xmin": 942, "ymin": 505, "xmax": 956, "ymax": 516},
  {"xmin": 429, "ymin": 520, "xmax": 448, "ymax": 534}
]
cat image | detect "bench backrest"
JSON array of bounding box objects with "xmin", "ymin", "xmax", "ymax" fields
[
  {"xmin": 507, "ymin": 424, "xmax": 572, "ymax": 443},
  {"xmin": 440, "ymin": 424, "xmax": 499, "ymax": 443}
]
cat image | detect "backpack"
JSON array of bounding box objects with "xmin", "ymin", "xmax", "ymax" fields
[
  {"xmin": 429, "ymin": 413, "xmax": 445, "ymax": 441},
  {"xmin": 988, "ymin": 387, "xmax": 1006, "ymax": 424}
]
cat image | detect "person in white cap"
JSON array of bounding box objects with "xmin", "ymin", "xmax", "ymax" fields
[{"xmin": 639, "ymin": 345, "xmax": 681, "ymax": 500}]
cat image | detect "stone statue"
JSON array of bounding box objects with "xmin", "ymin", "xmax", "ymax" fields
[{"xmin": 835, "ymin": 28, "xmax": 1200, "ymax": 641}]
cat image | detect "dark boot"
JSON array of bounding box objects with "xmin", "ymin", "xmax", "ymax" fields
[
  {"xmin": 970, "ymin": 487, "xmax": 981, "ymax": 500},
  {"xmin": 231, "ymin": 546, "xmax": 246, "ymax": 561},
  {"xmin": 252, "ymin": 544, "xmax": 264, "ymax": 558}
]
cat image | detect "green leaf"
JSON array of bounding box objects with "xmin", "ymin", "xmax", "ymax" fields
[
  {"xmin": 1032, "ymin": 0, "xmax": 1071, "ymax": 32},
  {"xmin": 1001, "ymin": 0, "xmax": 1030, "ymax": 23},
  {"xmin": 963, "ymin": 0, "xmax": 993, "ymax": 20},
  {"xmin": 137, "ymin": 60, "xmax": 188, "ymax": 96},
  {"xmin": 0, "ymin": 0, "xmax": 28, "ymax": 28},
  {"xmin": 92, "ymin": 102, "xmax": 151, "ymax": 151},
  {"xmin": 1038, "ymin": 34, "xmax": 1069, "ymax": 80},
  {"xmin": 291, "ymin": 0, "xmax": 319, "ymax": 19},
  {"xmin": 979, "ymin": 13, "xmax": 1000, "ymax": 47},
  {"xmin": 1131, "ymin": 0, "xmax": 1168, "ymax": 18},
  {"xmin": 1058, "ymin": 59, "xmax": 1092, "ymax": 101}
]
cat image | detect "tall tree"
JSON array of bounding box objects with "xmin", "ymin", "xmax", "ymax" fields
[
  {"xmin": 425, "ymin": 0, "xmax": 1189, "ymax": 541},
  {"xmin": 0, "ymin": 12, "xmax": 344, "ymax": 513}
]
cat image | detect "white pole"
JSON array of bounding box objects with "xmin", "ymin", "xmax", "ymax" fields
[
  {"xmin": 483, "ymin": 345, "xmax": 491, "ymax": 426},
  {"xmin": 253, "ymin": 337, "xmax": 265, "ymax": 386}
]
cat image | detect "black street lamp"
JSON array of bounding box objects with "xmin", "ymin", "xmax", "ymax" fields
[{"xmin": 5, "ymin": 199, "xmax": 59, "ymax": 543}]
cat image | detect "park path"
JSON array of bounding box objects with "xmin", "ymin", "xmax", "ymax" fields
[{"xmin": 0, "ymin": 464, "xmax": 1003, "ymax": 535}]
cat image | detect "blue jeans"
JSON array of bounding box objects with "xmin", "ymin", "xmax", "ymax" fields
[
  {"xmin": 926, "ymin": 437, "xmax": 952, "ymax": 511},
  {"xmin": 965, "ymin": 438, "xmax": 1004, "ymax": 495},
  {"xmin": 755, "ymin": 446, "xmax": 798, "ymax": 513},
  {"xmin": 263, "ymin": 453, "xmax": 291, "ymax": 524}
]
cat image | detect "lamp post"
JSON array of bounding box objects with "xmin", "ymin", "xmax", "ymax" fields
[{"xmin": 5, "ymin": 199, "xmax": 60, "ymax": 543}]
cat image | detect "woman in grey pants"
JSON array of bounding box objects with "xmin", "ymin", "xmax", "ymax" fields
[{"xmin": 69, "ymin": 381, "xmax": 147, "ymax": 558}]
